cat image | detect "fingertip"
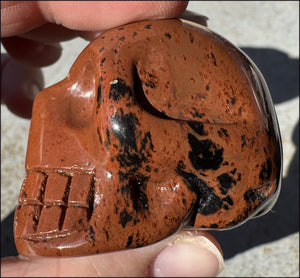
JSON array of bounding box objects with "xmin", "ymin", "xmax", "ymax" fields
[
  {"xmin": 1, "ymin": 1, "xmax": 45, "ymax": 37},
  {"xmin": 152, "ymin": 234, "xmax": 224, "ymax": 277},
  {"xmin": 38, "ymin": 1, "xmax": 188, "ymax": 31},
  {"xmin": 2, "ymin": 37, "xmax": 62, "ymax": 67},
  {"xmin": 1, "ymin": 55, "xmax": 44, "ymax": 118}
]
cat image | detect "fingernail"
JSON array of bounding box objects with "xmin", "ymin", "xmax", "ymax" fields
[{"xmin": 153, "ymin": 236, "xmax": 224, "ymax": 277}]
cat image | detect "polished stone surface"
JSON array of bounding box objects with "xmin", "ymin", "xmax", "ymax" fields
[{"xmin": 1, "ymin": 1, "xmax": 299, "ymax": 276}]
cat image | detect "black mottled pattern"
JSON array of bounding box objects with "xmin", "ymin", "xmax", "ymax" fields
[
  {"xmin": 188, "ymin": 122, "xmax": 208, "ymax": 136},
  {"xmin": 244, "ymin": 188, "xmax": 267, "ymax": 204},
  {"xmin": 241, "ymin": 134, "xmax": 247, "ymax": 149},
  {"xmin": 100, "ymin": 57, "xmax": 106, "ymax": 67},
  {"xmin": 144, "ymin": 81, "xmax": 156, "ymax": 88},
  {"xmin": 188, "ymin": 134, "xmax": 224, "ymax": 171},
  {"xmin": 119, "ymin": 209, "xmax": 133, "ymax": 228},
  {"xmin": 217, "ymin": 173, "xmax": 236, "ymax": 195},
  {"xmin": 222, "ymin": 195, "xmax": 234, "ymax": 206},
  {"xmin": 109, "ymin": 78, "xmax": 133, "ymax": 102},
  {"xmin": 88, "ymin": 225, "xmax": 95, "ymax": 242},
  {"xmin": 189, "ymin": 33, "xmax": 194, "ymax": 43},
  {"xmin": 190, "ymin": 108, "xmax": 205, "ymax": 119},
  {"xmin": 121, "ymin": 175, "xmax": 150, "ymax": 212},
  {"xmin": 108, "ymin": 78, "xmax": 155, "ymax": 227},
  {"xmin": 97, "ymin": 84, "xmax": 102, "ymax": 104},
  {"xmin": 165, "ymin": 32, "xmax": 172, "ymax": 39},
  {"xmin": 176, "ymin": 161, "xmax": 223, "ymax": 215},
  {"xmin": 210, "ymin": 52, "xmax": 217, "ymax": 66},
  {"xmin": 259, "ymin": 158, "xmax": 272, "ymax": 183},
  {"xmin": 111, "ymin": 109, "xmax": 140, "ymax": 153},
  {"xmin": 126, "ymin": 235, "xmax": 133, "ymax": 247},
  {"xmin": 218, "ymin": 128, "xmax": 229, "ymax": 138},
  {"xmin": 106, "ymin": 128, "xmax": 111, "ymax": 145}
]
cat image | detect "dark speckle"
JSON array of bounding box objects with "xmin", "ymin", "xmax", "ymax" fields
[
  {"xmin": 109, "ymin": 78, "xmax": 133, "ymax": 102},
  {"xmin": 119, "ymin": 209, "xmax": 132, "ymax": 228},
  {"xmin": 118, "ymin": 27, "xmax": 124, "ymax": 30},
  {"xmin": 188, "ymin": 134, "xmax": 224, "ymax": 171},
  {"xmin": 188, "ymin": 122, "xmax": 208, "ymax": 136},
  {"xmin": 89, "ymin": 225, "xmax": 95, "ymax": 242},
  {"xmin": 99, "ymin": 47, "xmax": 104, "ymax": 53},
  {"xmin": 100, "ymin": 57, "xmax": 106, "ymax": 67},
  {"xmin": 145, "ymin": 24, "xmax": 152, "ymax": 29},
  {"xmin": 190, "ymin": 108, "xmax": 205, "ymax": 119},
  {"xmin": 145, "ymin": 81, "xmax": 156, "ymax": 88},
  {"xmin": 222, "ymin": 195, "xmax": 234, "ymax": 206},
  {"xmin": 165, "ymin": 32, "xmax": 172, "ymax": 39},
  {"xmin": 259, "ymin": 158, "xmax": 272, "ymax": 183},
  {"xmin": 97, "ymin": 84, "xmax": 102, "ymax": 103},
  {"xmin": 189, "ymin": 33, "xmax": 194, "ymax": 43},
  {"xmin": 206, "ymin": 84, "xmax": 210, "ymax": 91},
  {"xmin": 218, "ymin": 128, "xmax": 229, "ymax": 138},
  {"xmin": 119, "ymin": 36, "xmax": 125, "ymax": 41},
  {"xmin": 217, "ymin": 173, "xmax": 236, "ymax": 195},
  {"xmin": 211, "ymin": 52, "xmax": 217, "ymax": 66},
  {"xmin": 241, "ymin": 134, "xmax": 247, "ymax": 149},
  {"xmin": 133, "ymin": 31, "xmax": 138, "ymax": 37},
  {"xmin": 97, "ymin": 127, "xmax": 102, "ymax": 144},
  {"xmin": 231, "ymin": 97, "xmax": 236, "ymax": 105},
  {"xmin": 126, "ymin": 235, "xmax": 133, "ymax": 247}
]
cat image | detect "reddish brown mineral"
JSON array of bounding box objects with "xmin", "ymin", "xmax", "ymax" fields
[{"xmin": 14, "ymin": 18, "xmax": 282, "ymax": 257}]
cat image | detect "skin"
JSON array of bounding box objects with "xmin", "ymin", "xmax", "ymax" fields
[{"xmin": 1, "ymin": 1, "xmax": 223, "ymax": 276}]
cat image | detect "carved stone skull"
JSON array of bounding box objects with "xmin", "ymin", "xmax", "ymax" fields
[{"xmin": 14, "ymin": 19, "xmax": 282, "ymax": 257}]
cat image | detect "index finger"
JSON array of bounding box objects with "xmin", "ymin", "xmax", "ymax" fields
[{"xmin": 1, "ymin": 1, "xmax": 188, "ymax": 37}]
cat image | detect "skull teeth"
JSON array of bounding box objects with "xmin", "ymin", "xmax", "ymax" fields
[{"xmin": 16, "ymin": 170, "xmax": 95, "ymax": 240}]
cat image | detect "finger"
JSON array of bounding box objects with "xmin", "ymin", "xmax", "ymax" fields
[
  {"xmin": 0, "ymin": 1, "xmax": 46, "ymax": 37},
  {"xmin": 18, "ymin": 23, "xmax": 79, "ymax": 44},
  {"xmin": 181, "ymin": 10, "xmax": 209, "ymax": 27},
  {"xmin": 1, "ymin": 54, "xmax": 44, "ymax": 118},
  {"xmin": 2, "ymin": 37, "xmax": 62, "ymax": 67},
  {"xmin": 1, "ymin": 231, "xmax": 223, "ymax": 277},
  {"xmin": 1, "ymin": 1, "xmax": 188, "ymax": 37}
]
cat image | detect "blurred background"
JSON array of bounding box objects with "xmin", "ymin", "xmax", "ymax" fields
[{"xmin": 1, "ymin": 1, "xmax": 299, "ymax": 276}]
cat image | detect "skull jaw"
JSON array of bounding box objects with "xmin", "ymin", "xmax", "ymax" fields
[{"xmin": 14, "ymin": 172, "xmax": 198, "ymax": 257}]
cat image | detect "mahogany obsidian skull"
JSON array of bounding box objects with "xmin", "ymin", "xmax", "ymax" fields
[{"xmin": 14, "ymin": 18, "xmax": 282, "ymax": 257}]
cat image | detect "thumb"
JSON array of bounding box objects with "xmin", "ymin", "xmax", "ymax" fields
[{"xmin": 1, "ymin": 230, "xmax": 223, "ymax": 277}]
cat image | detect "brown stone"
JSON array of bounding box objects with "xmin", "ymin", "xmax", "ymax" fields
[{"xmin": 14, "ymin": 18, "xmax": 282, "ymax": 257}]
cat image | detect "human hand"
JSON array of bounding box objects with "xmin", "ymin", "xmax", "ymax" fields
[
  {"xmin": 1, "ymin": 230, "xmax": 223, "ymax": 277},
  {"xmin": 1, "ymin": 1, "xmax": 188, "ymax": 118},
  {"xmin": 1, "ymin": 2, "xmax": 224, "ymax": 276}
]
